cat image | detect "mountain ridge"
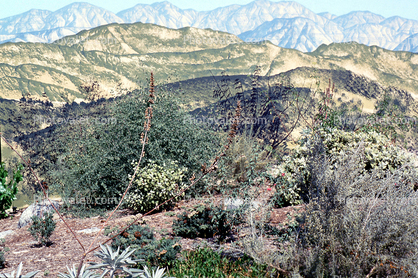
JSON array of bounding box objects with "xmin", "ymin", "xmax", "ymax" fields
[
  {"xmin": 0, "ymin": 0, "xmax": 417, "ymax": 53},
  {"xmin": 0, "ymin": 22, "xmax": 417, "ymax": 103}
]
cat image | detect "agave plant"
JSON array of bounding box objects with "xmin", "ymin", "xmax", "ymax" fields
[
  {"xmin": 0, "ymin": 262, "xmax": 39, "ymax": 278},
  {"xmin": 58, "ymin": 264, "xmax": 100, "ymax": 278},
  {"xmin": 140, "ymin": 266, "xmax": 173, "ymax": 278},
  {"xmin": 87, "ymin": 244, "xmax": 144, "ymax": 278},
  {"xmin": 59, "ymin": 245, "xmax": 172, "ymax": 278}
]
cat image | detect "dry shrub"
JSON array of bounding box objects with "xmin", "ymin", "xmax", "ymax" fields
[
  {"xmin": 237, "ymin": 133, "xmax": 418, "ymax": 277},
  {"xmin": 274, "ymin": 138, "xmax": 418, "ymax": 277}
]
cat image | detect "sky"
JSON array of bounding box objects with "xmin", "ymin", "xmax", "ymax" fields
[{"xmin": 0, "ymin": 0, "xmax": 417, "ymax": 21}]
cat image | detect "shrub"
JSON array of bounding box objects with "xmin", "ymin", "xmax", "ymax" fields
[
  {"xmin": 0, "ymin": 238, "xmax": 7, "ymax": 269},
  {"xmin": 270, "ymin": 126, "xmax": 418, "ymax": 206},
  {"xmin": 124, "ymin": 160, "xmax": 187, "ymax": 213},
  {"xmin": 274, "ymin": 139, "xmax": 418, "ymax": 277},
  {"xmin": 28, "ymin": 211, "xmax": 56, "ymax": 246},
  {"xmin": 172, "ymin": 204, "xmax": 242, "ymax": 241},
  {"xmin": 213, "ymin": 133, "xmax": 271, "ymax": 193},
  {"xmin": 0, "ymin": 162, "xmax": 23, "ymax": 218},
  {"xmin": 168, "ymin": 247, "xmax": 273, "ymax": 278},
  {"xmin": 107, "ymin": 224, "xmax": 181, "ymax": 267},
  {"xmin": 52, "ymin": 87, "xmax": 218, "ymax": 214},
  {"xmin": 270, "ymin": 171, "xmax": 303, "ymax": 208}
]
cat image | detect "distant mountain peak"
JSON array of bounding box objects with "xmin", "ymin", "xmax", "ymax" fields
[{"xmin": 0, "ymin": 0, "xmax": 417, "ymax": 53}]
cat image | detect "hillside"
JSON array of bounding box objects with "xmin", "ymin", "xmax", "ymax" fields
[{"xmin": 0, "ymin": 22, "xmax": 417, "ymax": 103}]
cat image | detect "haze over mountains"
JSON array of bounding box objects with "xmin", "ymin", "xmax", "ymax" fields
[{"xmin": 0, "ymin": 0, "xmax": 417, "ymax": 53}]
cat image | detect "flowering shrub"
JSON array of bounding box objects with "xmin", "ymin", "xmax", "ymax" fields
[
  {"xmin": 271, "ymin": 126, "xmax": 418, "ymax": 207},
  {"xmin": 124, "ymin": 160, "xmax": 187, "ymax": 212}
]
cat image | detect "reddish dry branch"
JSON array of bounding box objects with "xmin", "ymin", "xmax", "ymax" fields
[{"xmin": 84, "ymin": 72, "xmax": 157, "ymax": 267}]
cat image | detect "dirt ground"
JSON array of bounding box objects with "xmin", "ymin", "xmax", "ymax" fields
[{"xmin": 0, "ymin": 192, "xmax": 303, "ymax": 277}]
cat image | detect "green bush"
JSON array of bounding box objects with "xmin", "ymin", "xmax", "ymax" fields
[
  {"xmin": 124, "ymin": 160, "xmax": 187, "ymax": 213},
  {"xmin": 168, "ymin": 247, "xmax": 273, "ymax": 278},
  {"xmin": 50, "ymin": 87, "xmax": 218, "ymax": 214},
  {"xmin": 107, "ymin": 224, "xmax": 181, "ymax": 267},
  {"xmin": 28, "ymin": 211, "xmax": 56, "ymax": 246},
  {"xmin": 271, "ymin": 126, "xmax": 418, "ymax": 207},
  {"xmin": 172, "ymin": 204, "xmax": 242, "ymax": 241},
  {"xmin": 0, "ymin": 162, "xmax": 23, "ymax": 218}
]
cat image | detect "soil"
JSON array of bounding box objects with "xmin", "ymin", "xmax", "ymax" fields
[{"xmin": 0, "ymin": 191, "xmax": 303, "ymax": 277}]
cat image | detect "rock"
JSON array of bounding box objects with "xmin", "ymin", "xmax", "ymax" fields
[
  {"xmin": 223, "ymin": 198, "xmax": 261, "ymax": 210},
  {"xmin": 223, "ymin": 198, "xmax": 244, "ymax": 210},
  {"xmin": 250, "ymin": 201, "xmax": 262, "ymax": 211},
  {"xmin": 77, "ymin": 227, "xmax": 101, "ymax": 234},
  {"xmin": 0, "ymin": 230, "xmax": 14, "ymax": 239},
  {"xmin": 17, "ymin": 200, "xmax": 60, "ymax": 229}
]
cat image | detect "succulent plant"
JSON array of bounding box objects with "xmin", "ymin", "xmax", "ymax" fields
[
  {"xmin": 0, "ymin": 262, "xmax": 39, "ymax": 278},
  {"xmin": 109, "ymin": 224, "xmax": 181, "ymax": 267},
  {"xmin": 87, "ymin": 244, "xmax": 144, "ymax": 278},
  {"xmin": 58, "ymin": 264, "xmax": 100, "ymax": 278},
  {"xmin": 140, "ymin": 266, "xmax": 173, "ymax": 278}
]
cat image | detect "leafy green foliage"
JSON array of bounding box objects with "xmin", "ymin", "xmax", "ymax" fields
[
  {"xmin": 168, "ymin": 247, "xmax": 273, "ymax": 278},
  {"xmin": 0, "ymin": 162, "xmax": 23, "ymax": 218},
  {"xmin": 172, "ymin": 204, "xmax": 242, "ymax": 240},
  {"xmin": 107, "ymin": 224, "xmax": 181, "ymax": 267},
  {"xmin": 270, "ymin": 171, "xmax": 303, "ymax": 208},
  {"xmin": 28, "ymin": 211, "xmax": 56, "ymax": 246},
  {"xmin": 124, "ymin": 160, "xmax": 187, "ymax": 213},
  {"xmin": 51, "ymin": 88, "xmax": 217, "ymax": 214}
]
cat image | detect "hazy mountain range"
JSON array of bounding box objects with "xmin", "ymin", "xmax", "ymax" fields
[{"xmin": 0, "ymin": 0, "xmax": 417, "ymax": 52}]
